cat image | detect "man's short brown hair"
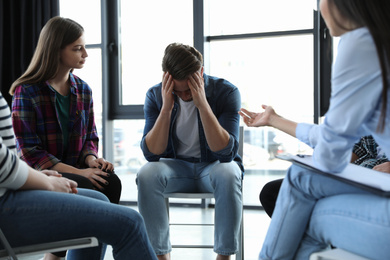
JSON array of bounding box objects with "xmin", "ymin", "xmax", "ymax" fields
[{"xmin": 162, "ymin": 43, "xmax": 203, "ymax": 80}]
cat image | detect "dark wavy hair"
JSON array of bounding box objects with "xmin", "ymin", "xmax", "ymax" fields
[
  {"xmin": 162, "ymin": 43, "xmax": 203, "ymax": 80},
  {"xmin": 328, "ymin": 0, "xmax": 390, "ymax": 132}
]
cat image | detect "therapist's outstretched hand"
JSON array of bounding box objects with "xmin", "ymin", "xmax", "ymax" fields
[{"xmin": 239, "ymin": 105, "xmax": 276, "ymax": 127}]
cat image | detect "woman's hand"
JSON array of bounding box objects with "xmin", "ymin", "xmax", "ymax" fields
[
  {"xmin": 239, "ymin": 105, "xmax": 297, "ymax": 138},
  {"xmin": 83, "ymin": 156, "xmax": 114, "ymax": 190},
  {"xmin": 41, "ymin": 169, "xmax": 62, "ymax": 177},
  {"xmin": 47, "ymin": 176, "xmax": 78, "ymax": 194},
  {"xmin": 86, "ymin": 155, "xmax": 114, "ymax": 172},
  {"xmin": 21, "ymin": 168, "xmax": 78, "ymax": 194},
  {"xmin": 239, "ymin": 105, "xmax": 276, "ymax": 127},
  {"xmin": 79, "ymin": 167, "xmax": 111, "ymax": 191}
]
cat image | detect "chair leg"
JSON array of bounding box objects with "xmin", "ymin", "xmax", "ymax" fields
[
  {"xmin": 236, "ymin": 187, "xmax": 244, "ymax": 260},
  {"xmin": 236, "ymin": 208, "xmax": 244, "ymax": 260},
  {"xmin": 165, "ymin": 197, "xmax": 170, "ymax": 218},
  {"xmin": 0, "ymin": 228, "xmax": 18, "ymax": 260},
  {"xmin": 164, "ymin": 194, "xmax": 244, "ymax": 259}
]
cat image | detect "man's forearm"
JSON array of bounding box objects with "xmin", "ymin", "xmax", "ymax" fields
[
  {"xmin": 145, "ymin": 110, "xmax": 172, "ymax": 155},
  {"xmin": 198, "ymin": 105, "xmax": 230, "ymax": 152}
]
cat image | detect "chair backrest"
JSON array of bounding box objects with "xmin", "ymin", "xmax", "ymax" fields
[{"xmin": 238, "ymin": 126, "xmax": 244, "ymax": 158}]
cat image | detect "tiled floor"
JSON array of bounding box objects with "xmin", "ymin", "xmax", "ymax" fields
[
  {"xmin": 105, "ymin": 206, "xmax": 270, "ymax": 260},
  {"xmin": 18, "ymin": 171, "xmax": 283, "ymax": 260},
  {"xmin": 17, "ymin": 206, "xmax": 270, "ymax": 260}
]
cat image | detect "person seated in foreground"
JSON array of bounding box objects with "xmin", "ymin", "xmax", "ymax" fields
[
  {"xmin": 239, "ymin": 0, "xmax": 390, "ymax": 258},
  {"xmin": 0, "ymin": 91, "xmax": 157, "ymax": 260}
]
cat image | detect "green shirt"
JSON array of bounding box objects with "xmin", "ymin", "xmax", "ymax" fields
[{"xmin": 54, "ymin": 90, "xmax": 70, "ymax": 153}]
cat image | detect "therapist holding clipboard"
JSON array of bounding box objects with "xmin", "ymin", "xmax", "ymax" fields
[{"xmin": 239, "ymin": 0, "xmax": 390, "ymax": 259}]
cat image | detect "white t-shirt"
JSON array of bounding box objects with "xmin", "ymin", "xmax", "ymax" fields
[{"xmin": 175, "ymin": 98, "xmax": 201, "ymax": 158}]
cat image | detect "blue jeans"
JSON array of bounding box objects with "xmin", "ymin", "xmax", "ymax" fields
[
  {"xmin": 136, "ymin": 159, "xmax": 242, "ymax": 255},
  {"xmin": 0, "ymin": 188, "xmax": 157, "ymax": 260},
  {"xmin": 259, "ymin": 164, "xmax": 390, "ymax": 260}
]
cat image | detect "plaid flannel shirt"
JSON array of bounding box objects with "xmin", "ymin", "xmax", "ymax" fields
[
  {"xmin": 352, "ymin": 135, "xmax": 389, "ymax": 168},
  {"xmin": 11, "ymin": 73, "xmax": 99, "ymax": 170}
]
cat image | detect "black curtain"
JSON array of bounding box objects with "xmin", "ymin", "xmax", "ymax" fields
[{"xmin": 0, "ymin": 0, "xmax": 59, "ymax": 107}]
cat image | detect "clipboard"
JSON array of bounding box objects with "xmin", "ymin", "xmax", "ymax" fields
[{"xmin": 276, "ymin": 154, "xmax": 390, "ymax": 197}]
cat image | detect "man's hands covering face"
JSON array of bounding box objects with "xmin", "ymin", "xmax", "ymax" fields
[
  {"xmin": 188, "ymin": 71, "xmax": 206, "ymax": 109},
  {"xmin": 161, "ymin": 72, "xmax": 175, "ymax": 112}
]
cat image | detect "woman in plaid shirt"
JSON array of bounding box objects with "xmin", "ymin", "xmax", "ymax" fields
[{"xmin": 9, "ymin": 17, "xmax": 122, "ymax": 260}]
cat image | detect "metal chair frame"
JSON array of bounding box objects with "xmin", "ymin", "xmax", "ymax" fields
[
  {"xmin": 0, "ymin": 227, "xmax": 98, "ymax": 260},
  {"xmin": 310, "ymin": 248, "xmax": 370, "ymax": 260}
]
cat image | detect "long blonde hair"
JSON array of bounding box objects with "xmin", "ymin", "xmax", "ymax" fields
[{"xmin": 9, "ymin": 16, "xmax": 84, "ymax": 95}]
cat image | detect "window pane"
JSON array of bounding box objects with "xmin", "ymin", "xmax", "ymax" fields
[
  {"xmin": 120, "ymin": 0, "xmax": 193, "ymax": 105},
  {"xmin": 210, "ymin": 36, "xmax": 313, "ymax": 121},
  {"xmin": 59, "ymin": 0, "xmax": 101, "ymax": 44},
  {"xmin": 208, "ymin": 0, "xmax": 315, "ymax": 36},
  {"xmin": 209, "ymin": 35, "xmax": 314, "ymax": 205},
  {"xmin": 60, "ymin": 1, "xmax": 102, "ymax": 154},
  {"xmin": 113, "ymin": 120, "xmax": 146, "ymax": 201}
]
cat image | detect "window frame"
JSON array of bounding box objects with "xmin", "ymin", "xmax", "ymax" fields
[
  {"xmin": 101, "ymin": 0, "xmax": 331, "ymax": 205},
  {"xmin": 105, "ymin": 0, "xmax": 330, "ymax": 122}
]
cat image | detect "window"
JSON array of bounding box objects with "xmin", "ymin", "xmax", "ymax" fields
[
  {"xmin": 120, "ymin": 0, "xmax": 193, "ymax": 106},
  {"xmin": 208, "ymin": 0, "xmax": 314, "ymax": 36},
  {"xmin": 60, "ymin": 0, "xmax": 327, "ymax": 207},
  {"xmin": 60, "ymin": 0, "xmax": 104, "ymax": 157},
  {"xmin": 207, "ymin": 0, "xmax": 316, "ymax": 205},
  {"xmin": 112, "ymin": 0, "xmax": 193, "ymax": 201}
]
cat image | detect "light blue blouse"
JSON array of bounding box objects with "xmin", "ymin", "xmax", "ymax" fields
[{"xmin": 296, "ymin": 27, "xmax": 390, "ymax": 173}]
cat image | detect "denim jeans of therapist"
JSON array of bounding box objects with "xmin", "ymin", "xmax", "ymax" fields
[
  {"xmin": 0, "ymin": 188, "xmax": 157, "ymax": 260},
  {"xmin": 259, "ymin": 164, "xmax": 390, "ymax": 260},
  {"xmin": 136, "ymin": 159, "xmax": 242, "ymax": 256}
]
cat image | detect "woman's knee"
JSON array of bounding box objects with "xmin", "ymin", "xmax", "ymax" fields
[
  {"xmin": 100, "ymin": 172, "xmax": 122, "ymax": 204},
  {"xmin": 77, "ymin": 188, "xmax": 110, "ymax": 202},
  {"xmin": 285, "ymin": 165, "xmax": 313, "ymax": 189},
  {"xmin": 61, "ymin": 172, "xmax": 94, "ymax": 190}
]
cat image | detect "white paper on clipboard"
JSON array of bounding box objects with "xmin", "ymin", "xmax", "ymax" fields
[{"xmin": 276, "ymin": 154, "xmax": 390, "ymax": 197}]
